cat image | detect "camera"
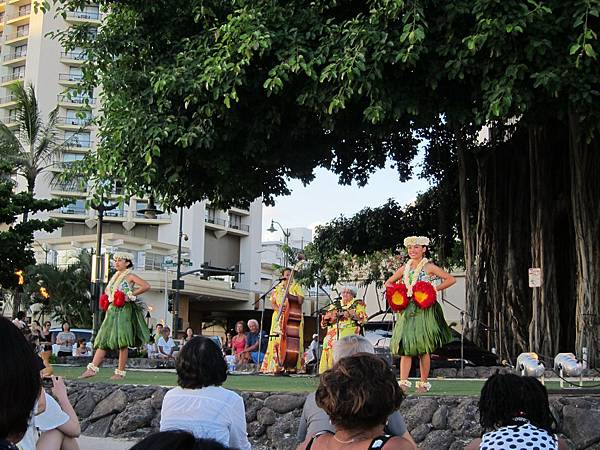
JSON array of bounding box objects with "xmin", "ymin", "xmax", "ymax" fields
[{"xmin": 42, "ymin": 377, "xmax": 54, "ymax": 389}]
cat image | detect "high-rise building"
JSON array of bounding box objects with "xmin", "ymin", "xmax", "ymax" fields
[{"xmin": 0, "ymin": 2, "xmax": 264, "ymax": 337}]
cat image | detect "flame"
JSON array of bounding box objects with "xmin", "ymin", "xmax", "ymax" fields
[
  {"xmin": 39, "ymin": 287, "xmax": 49, "ymax": 299},
  {"xmin": 15, "ymin": 270, "xmax": 24, "ymax": 285}
]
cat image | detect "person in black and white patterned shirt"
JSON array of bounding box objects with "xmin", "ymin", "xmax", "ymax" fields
[{"xmin": 465, "ymin": 373, "xmax": 569, "ymax": 450}]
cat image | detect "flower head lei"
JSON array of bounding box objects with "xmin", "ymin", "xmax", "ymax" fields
[{"xmin": 402, "ymin": 236, "xmax": 430, "ymax": 296}]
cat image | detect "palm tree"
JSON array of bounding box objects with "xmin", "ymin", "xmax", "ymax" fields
[{"xmin": 0, "ymin": 82, "xmax": 66, "ymax": 222}]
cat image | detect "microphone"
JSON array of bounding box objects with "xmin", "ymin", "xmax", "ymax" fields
[
  {"xmin": 277, "ymin": 277, "xmax": 287, "ymax": 282},
  {"xmin": 501, "ymin": 359, "xmax": 514, "ymax": 369}
]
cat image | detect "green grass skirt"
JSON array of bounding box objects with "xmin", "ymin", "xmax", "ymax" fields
[
  {"xmin": 390, "ymin": 301, "xmax": 452, "ymax": 356},
  {"xmin": 93, "ymin": 301, "xmax": 150, "ymax": 350}
]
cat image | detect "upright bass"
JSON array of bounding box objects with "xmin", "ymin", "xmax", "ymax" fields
[{"xmin": 275, "ymin": 258, "xmax": 305, "ymax": 370}]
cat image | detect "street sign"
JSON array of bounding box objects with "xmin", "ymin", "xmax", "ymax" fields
[
  {"xmin": 528, "ymin": 268, "xmax": 542, "ymax": 288},
  {"xmin": 172, "ymin": 279, "xmax": 185, "ymax": 290}
]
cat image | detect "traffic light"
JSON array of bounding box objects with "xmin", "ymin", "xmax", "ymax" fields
[{"xmin": 167, "ymin": 292, "xmax": 174, "ymax": 312}]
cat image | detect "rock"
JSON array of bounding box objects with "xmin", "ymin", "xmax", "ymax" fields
[
  {"xmin": 447, "ymin": 398, "xmax": 478, "ymax": 432},
  {"xmin": 253, "ymin": 392, "xmax": 269, "ymax": 400},
  {"xmin": 432, "ymin": 405, "xmax": 449, "ymax": 429},
  {"xmin": 84, "ymin": 414, "xmax": 115, "ymax": 437},
  {"xmin": 403, "ymin": 397, "xmax": 439, "ymax": 431},
  {"xmin": 432, "ymin": 368, "xmax": 457, "ymax": 378},
  {"xmin": 245, "ymin": 398, "xmax": 264, "ymax": 422},
  {"xmin": 266, "ymin": 412, "xmax": 299, "ymax": 450},
  {"xmin": 264, "ymin": 394, "xmax": 306, "ymax": 414},
  {"xmin": 247, "ymin": 421, "xmax": 266, "ymax": 437},
  {"xmin": 89, "ymin": 389, "xmax": 128, "ymax": 421},
  {"xmin": 419, "ymin": 429, "xmax": 455, "ymax": 450},
  {"xmin": 150, "ymin": 413, "xmax": 161, "ymax": 430},
  {"xmin": 475, "ymin": 367, "xmax": 494, "ymax": 378},
  {"xmin": 562, "ymin": 405, "xmax": 600, "ymax": 448},
  {"xmin": 257, "ymin": 407, "xmax": 277, "ymax": 426},
  {"xmin": 449, "ymin": 439, "xmax": 472, "ymax": 450},
  {"xmin": 74, "ymin": 392, "xmax": 97, "ymax": 418},
  {"xmin": 410, "ymin": 423, "xmax": 431, "ymax": 443},
  {"xmin": 111, "ymin": 398, "xmax": 155, "ymax": 435},
  {"xmin": 457, "ymin": 367, "xmax": 477, "ymax": 378},
  {"xmin": 127, "ymin": 387, "xmax": 156, "ymax": 402},
  {"xmin": 150, "ymin": 388, "xmax": 168, "ymax": 410}
]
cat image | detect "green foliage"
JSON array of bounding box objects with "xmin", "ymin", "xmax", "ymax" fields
[
  {"xmin": 0, "ymin": 162, "xmax": 66, "ymax": 290},
  {"xmin": 22, "ymin": 251, "xmax": 93, "ymax": 328}
]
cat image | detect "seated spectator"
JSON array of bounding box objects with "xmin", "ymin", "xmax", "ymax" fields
[
  {"xmin": 304, "ymin": 334, "xmax": 319, "ymax": 374},
  {"xmin": 160, "ymin": 336, "xmax": 251, "ymax": 450},
  {"xmin": 146, "ymin": 336, "xmax": 159, "ymax": 359},
  {"xmin": 129, "ymin": 430, "xmax": 229, "ymax": 450},
  {"xmin": 239, "ymin": 319, "xmax": 267, "ymax": 366},
  {"xmin": 223, "ymin": 332, "xmax": 233, "ymax": 356},
  {"xmin": 0, "ymin": 316, "xmax": 42, "ymax": 449},
  {"xmin": 231, "ymin": 321, "xmax": 248, "ymax": 365},
  {"xmin": 182, "ymin": 327, "xmax": 195, "ymax": 345},
  {"xmin": 55, "ymin": 322, "xmax": 76, "ymax": 357},
  {"xmin": 157, "ymin": 327, "xmax": 178, "ymax": 359},
  {"xmin": 75, "ymin": 339, "xmax": 89, "ymax": 357},
  {"xmin": 297, "ymin": 353, "xmax": 415, "ymax": 450},
  {"xmin": 297, "ymin": 335, "xmax": 415, "ymax": 448},
  {"xmin": 152, "ymin": 323, "xmax": 164, "ymax": 342},
  {"xmin": 30, "ymin": 376, "xmax": 81, "ymax": 450},
  {"xmin": 31, "ymin": 320, "xmax": 43, "ymax": 339},
  {"xmin": 12, "ymin": 311, "xmax": 28, "ymax": 331},
  {"xmin": 465, "ymin": 373, "xmax": 569, "ymax": 450}
]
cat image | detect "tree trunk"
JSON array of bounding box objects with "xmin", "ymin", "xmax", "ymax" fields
[
  {"xmin": 528, "ymin": 125, "xmax": 563, "ymax": 359},
  {"xmin": 569, "ymin": 110, "xmax": 600, "ymax": 367}
]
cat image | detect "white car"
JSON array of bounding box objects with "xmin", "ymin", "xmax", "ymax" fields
[{"xmin": 50, "ymin": 328, "xmax": 93, "ymax": 356}]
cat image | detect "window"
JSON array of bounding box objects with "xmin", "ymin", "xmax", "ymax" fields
[
  {"xmin": 66, "ymin": 109, "xmax": 91, "ymax": 125},
  {"xmin": 62, "ymin": 153, "xmax": 85, "ymax": 164},
  {"xmin": 64, "ymin": 131, "xmax": 91, "ymax": 147},
  {"xmin": 12, "ymin": 65, "xmax": 25, "ymax": 77},
  {"xmin": 16, "ymin": 24, "xmax": 29, "ymax": 37},
  {"xmin": 206, "ymin": 207, "xmax": 216, "ymax": 222},
  {"xmin": 60, "ymin": 199, "xmax": 86, "ymax": 214},
  {"xmin": 18, "ymin": 5, "xmax": 31, "ymax": 16},
  {"xmin": 228, "ymin": 213, "xmax": 242, "ymax": 229},
  {"xmin": 14, "ymin": 44, "xmax": 27, "ymax": 58}
]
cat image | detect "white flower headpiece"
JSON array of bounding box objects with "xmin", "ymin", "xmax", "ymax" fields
[
  {"xmin": 403, "ymin": 236, "xmax": 430, "ymax": 247},
  {"xmin": 112, "ymin": 251, "xmax": 135, "ymax": 262}
]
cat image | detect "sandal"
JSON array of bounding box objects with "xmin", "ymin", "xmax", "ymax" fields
[
  {"xmin": 399, "ymin": 379, "xmax": 412, "ymax": 393},
  {"xmin": 415, "ymin": 380, "xmax": 431, "ymax": 393},
  {"xmin": 110, "ymin": 368, "xmax": 126, "ymax": 380},
  {"xmin": 79, "ymin": 363, "xmax": 99, "ymax": 379}
]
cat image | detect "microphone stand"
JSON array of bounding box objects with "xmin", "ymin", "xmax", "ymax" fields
[
  {"xmin": 257, "ymin": 278, "xmax": 284, "ymax": 368},
  {"xmin": 314, "ymin": 282, "xmax": 332, "ymax": 374}
]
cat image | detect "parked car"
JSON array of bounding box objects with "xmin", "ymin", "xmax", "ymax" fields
[
  {"xmin": 50, "ymin": 328, "xmax": 93, "ymax": 356},
  {"xmin": 363, "ymin": 322, "xmax": 498, "ymax": 374}
]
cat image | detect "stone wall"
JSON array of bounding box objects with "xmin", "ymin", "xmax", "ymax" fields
[{"xmin": 65, "ymin": 381, "xmax": 600, "ymax": 450}]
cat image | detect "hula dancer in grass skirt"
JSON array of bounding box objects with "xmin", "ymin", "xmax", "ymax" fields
[
  {"xmin": 385, "ymin": 236, "xmax": 455, "ymax": 393},
  {"xmin": 80, "ymin": 252, "xmax": 150, "ymax": 380}
]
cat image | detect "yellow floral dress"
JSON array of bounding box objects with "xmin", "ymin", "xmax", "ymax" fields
[
  {"xmin": 318, "ymin": 298, "xmax": 368, "ymax": 373},
  {"xmin": 260, "ymin": 281, "xmax": 304, "ymax": 373}
]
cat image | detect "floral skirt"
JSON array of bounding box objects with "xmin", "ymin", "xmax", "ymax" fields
[
  {"xmin": 318, "ymin": 325, "xmax": 360, "ymax": 373},
  {"xmin": 94, "ymin": 301, "xmax": 150, "ymax": 350},
  {"xmin": 390, "ymin": 300, "xmax": 452, "ymax": 356}
]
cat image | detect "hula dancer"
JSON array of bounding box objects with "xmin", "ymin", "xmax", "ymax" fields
[
  {"xmin": 385, "ymin": 236, "xmax": 455, "ymax": 393},
  {"xmin": 80, "ymin": 252, "xmax": 150, "ymax": 380}
]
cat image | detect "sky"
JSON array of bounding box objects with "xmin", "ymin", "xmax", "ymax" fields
[{"xmin": 262, "ymin": 155, "xmax": 431, "ymax": 241}]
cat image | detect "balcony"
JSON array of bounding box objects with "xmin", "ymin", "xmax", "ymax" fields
[
  {"xmin": 0, "ymin": 72, "xmax": 24, "ymax": 84},
  {"xmin": 65, "ymin": 10, "xmax": 101, "ymax": 24},
  {"xmin": 0, "ymin": 94, "xmax": 16, "ymax": 106},
  {"xmin": 56, "ymin": 116, "xmax": 93, "ymax": 128},
  {"xmin": 51, "ymin": 181, "xmax": 87, "ymax": 193},
  {"xmin": 2, "ymin": 51, "xmax": 26, "ymax": 65},
  {"xmin": 57, "ymin": 94, "xmax": 95, "ymax": 107},
  {"xmin": 58, "ymin": 73, "xmax": 83, "ymax": 85},
  {"xmin": 0, "ymin": 113, "xmax": 18, "ymax": 128},
  {"xmin": 56, "ymin": 206, "xmax": 87, "ymax": 215},
  {"xmin": 59, "ymin": 51, "xmax": 88, "ymax": 64},
  {"xmin": 205, "ymin": 217, "xmax": 227, "ymax": 228},
  {"xmin": 6, "ymin": 7, "xmax": 30, "ymax": 24},
  {"xmin": 228, "ymin": 223, "xmax": 250, "ymax": 232},
  {"xmin": 64, "ymin": 138, "xmax": 93, "ymax": 149},
  {"xmin": 3, "ymin": 30, "xmax": 28, "ymax": 44}
]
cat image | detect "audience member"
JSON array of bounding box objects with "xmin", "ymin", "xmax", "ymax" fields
[
  {"xmin": 465, "ymin": 373, "xmax": 569, "ymax": 450},
  {"xmin": 297, "ymin": 335, "xmax": 415, "ymax": 448},
  {"xmin": 129, "ymin": 430, "xmax": 229, "ymax": 450},
  {"xmin": 160, "ymin": 336, "xmax": 251, "ymax": 450},
  {"xmin": 304, "ymin": 334, "xmax": 319, "ymax": 373},
  {"xmin": 31, "ymin": 320, "xmax": 43, "ymax": 338},
  {"xmin": 75, "ymin": 339, "xmax": 89, "ymax": 357},
  {"xmin": 152, "ymin": 323, "xmax": 164, "ymax": 342},
  {"xmin": 0, "ymin": 316, "xmax": 42, "ymax": 449},
  {"xmin": 31, "ymin": 376, "xmax": 81, "ymax": 450},
  {"xmin": 223, "ymin": 332, "xmax": 233, "ymax": 356},
  {"xmin": 239, "ymin": 319, "xmax": 268, "ymax": 365},
  {"xmin": 40, "ymin": 321, "xmax": 52, "ymax": 343},
  {"xmin": 157, "ymin": 327, "xmax": 178, "ymax": 359},
  {"xmin": 146, "ymin": 336, "xmax": 159, "ymax": 359},
  {"xmin": 183, "ymin": 327, "xmax": 195, "ymax": 345},
  {"xmin": 55, "ymin": 322, "xmax": 76, "ymax": 357},
  {"xmin": 231, "ymin": 321, "xmax": 248, "ymax": 365},
  {"xmin": 12, "ymin": 311, "xmax": 28, "ymax": 330},
  {"xmin": 297, "ymin": 353, "xmax": 414, "ymax": 450}
]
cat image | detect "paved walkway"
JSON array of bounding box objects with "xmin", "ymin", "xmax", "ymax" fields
[{"xmin": 79, "ymin": 436, "xmax": 135, "ymax": 450}]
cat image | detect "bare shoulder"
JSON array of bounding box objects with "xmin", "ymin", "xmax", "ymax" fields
[{"xmin": 386, "ymin": 435, "xmax": 418, "ymax": 449}]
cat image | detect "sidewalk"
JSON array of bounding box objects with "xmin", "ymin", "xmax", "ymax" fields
[{"xmin": 79, "ymin": 436, "xmax": 135, "ymax": 450}]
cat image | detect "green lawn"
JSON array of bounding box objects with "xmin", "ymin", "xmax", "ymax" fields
[{"xmin": 52, "ymin": 366, "xmax": 599, "ymax": 396}]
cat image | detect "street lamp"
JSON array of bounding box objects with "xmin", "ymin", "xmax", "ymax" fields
[
  {"xmin": 267, "ymin": 219, "xmax": 291, "ymax": 266},
  {"xmin": 138, "ymin": 195, "xmax": 164, "ymax": 219},
  {"xmin": 89, "ymin": 201, "xmax": 118, "ymax": 336}
]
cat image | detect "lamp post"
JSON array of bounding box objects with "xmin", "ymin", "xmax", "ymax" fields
[
  {"xmin": 89, "ymin": 201, "xmax": 118, "ymax": 336},
  {"xmin": 173, "ymin": 207, "xmax": 185, "ymax": 336},
  {"xmin": 267, "ymin": 219, "xmax": 291, "ymax": 267}
]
